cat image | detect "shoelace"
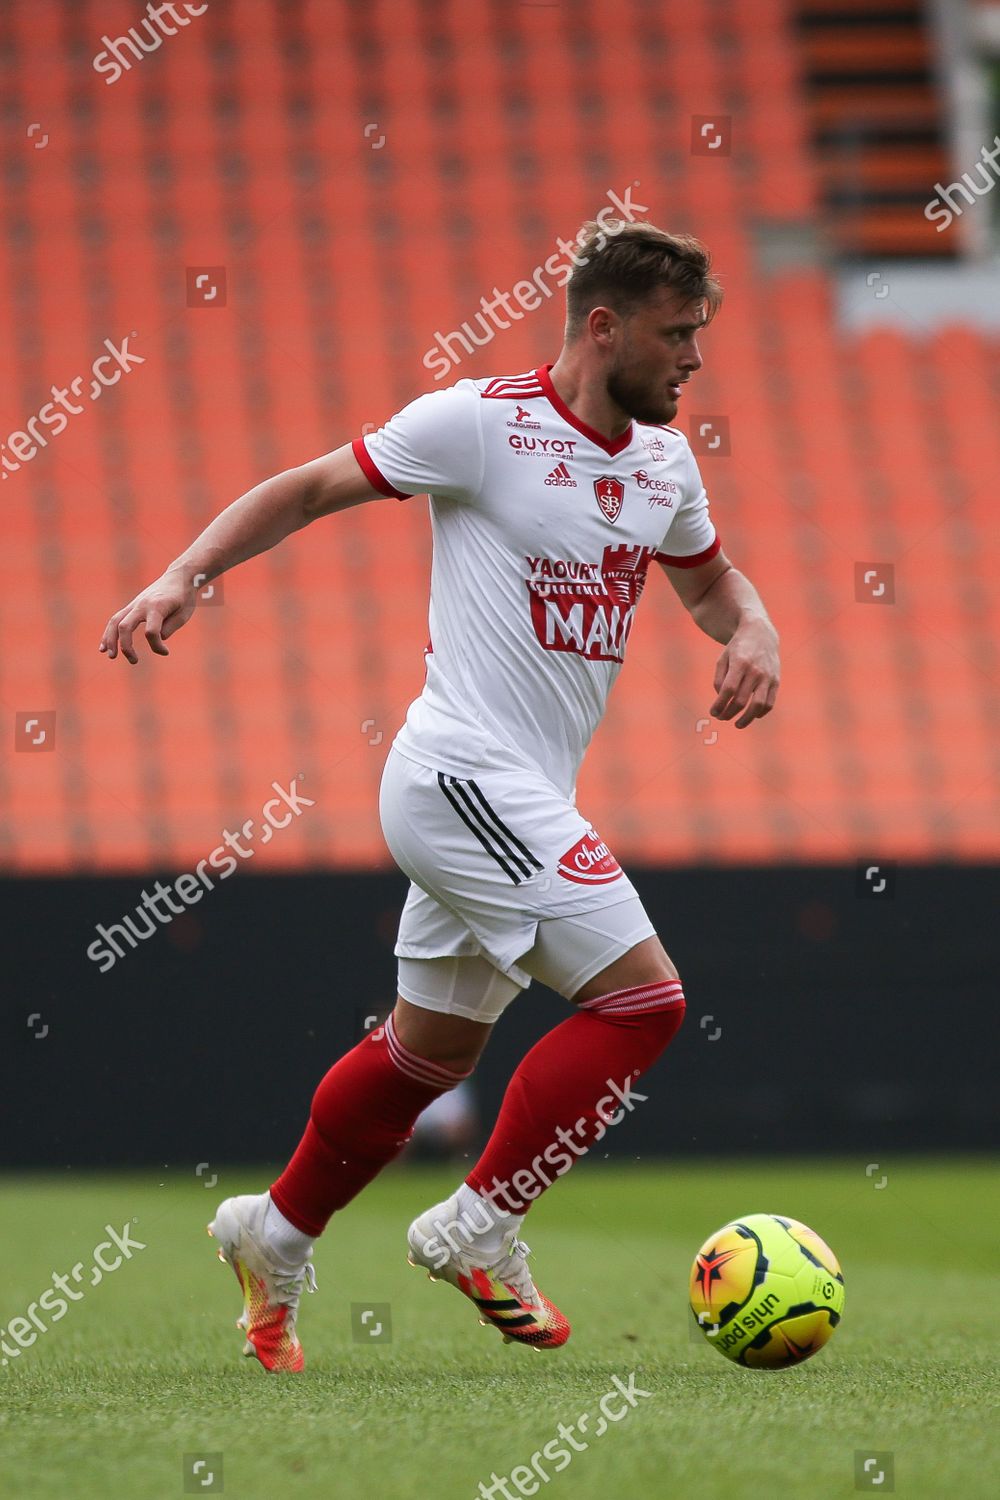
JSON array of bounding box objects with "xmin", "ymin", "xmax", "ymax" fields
[
  {"xmin": 270, "ymin": 1261, "xmax": 318, "ymax": 1303},
  {"xmin": 489, "ymin": 1237, "xmax": 538, "ymax": 1307}
]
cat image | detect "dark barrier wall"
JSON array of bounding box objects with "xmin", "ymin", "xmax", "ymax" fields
[{"xmin": 3, "ymin": 867, "xmax": 996, "ymax": 1167}]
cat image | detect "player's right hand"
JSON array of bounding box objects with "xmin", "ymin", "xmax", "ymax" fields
[{"xmin": 99, "ymin": 571, "xmax": 200, "ymax": 664}]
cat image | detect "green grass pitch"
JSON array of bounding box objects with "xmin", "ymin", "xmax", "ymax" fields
[{"xmin": 1, "ymin": 1159, "xmax": 996, "ymax": 1499}]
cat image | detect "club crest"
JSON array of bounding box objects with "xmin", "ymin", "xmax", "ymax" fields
[{"xmin": 594, "ymin": 475, "xmax": 624, "ymax": 523}]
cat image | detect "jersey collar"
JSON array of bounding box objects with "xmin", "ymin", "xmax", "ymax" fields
[{"xmin": 536, "ymin": 363, "xmax": 634, "ymax": 458}]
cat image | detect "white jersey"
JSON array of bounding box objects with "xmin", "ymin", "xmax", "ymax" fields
[{"xmin": 352, "ymin": 363, "xmax": 720, "ymax": 800}]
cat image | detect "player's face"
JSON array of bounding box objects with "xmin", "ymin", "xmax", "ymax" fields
[{"xmin": 606, "ymin": 290, "xmax": 707, "ymax": 425}]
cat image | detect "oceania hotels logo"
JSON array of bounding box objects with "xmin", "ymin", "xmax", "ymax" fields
[
  {"xmin": 545, "ymin": 462, "xmax": 577, "ymax": 487},
  {"xmin": 506, "ymin": 404, "xmax": 541, "ymax": 430},
  {"xmin": 632, "ymin": 469, "xmax": 677, "ymax": 507}
]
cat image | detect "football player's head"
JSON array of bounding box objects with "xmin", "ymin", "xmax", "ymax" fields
[{"xmin": 565, "ymin": 220, "xmax": 722, "ymax": 424}]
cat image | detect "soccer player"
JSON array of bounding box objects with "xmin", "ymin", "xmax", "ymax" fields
[{"xmin": 100, "ymin": 220, "xmax": 780, "ymax": 1372}]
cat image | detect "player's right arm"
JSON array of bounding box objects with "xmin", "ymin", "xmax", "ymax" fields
[{"xmin": 99, "ymin": 443, "xmax": 381, "ymax": 663}]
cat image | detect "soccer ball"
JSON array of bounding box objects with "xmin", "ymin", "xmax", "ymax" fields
[{"xmin": 689, "ymin": 1213, "xmax": 845, "ymax": 1369}]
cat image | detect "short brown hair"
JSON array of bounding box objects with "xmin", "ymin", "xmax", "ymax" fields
[{"xmin": 565, "ymin": 219, "xmax": 723, "ymax": 338}]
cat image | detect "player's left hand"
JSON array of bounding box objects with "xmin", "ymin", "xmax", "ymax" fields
[{"xmin": 708, "ymin": 619, "xmax": 780, "ymax": 729}]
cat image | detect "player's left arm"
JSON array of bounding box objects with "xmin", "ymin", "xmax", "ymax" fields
[{"xmin": 658, "ymin": 548, "xmax": 780, "ymax": 728}]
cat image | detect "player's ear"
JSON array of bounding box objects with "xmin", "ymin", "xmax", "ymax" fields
[{"xmin": 588, "ymin": 305, "xmax": 617, "ymax": 347}]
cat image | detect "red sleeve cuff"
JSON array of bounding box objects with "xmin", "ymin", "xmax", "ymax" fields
[
  {"xmin": 655, "ymin": 534, "xmax": 721, "ymax": 569},
  {"xmin": 351, "ymin": 437, "xmax": 413, "ymax": 501}
]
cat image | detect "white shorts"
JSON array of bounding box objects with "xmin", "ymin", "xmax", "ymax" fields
[{"xmin": 378, "ymin": 744, "xmax": 658, "ymax": 1019}]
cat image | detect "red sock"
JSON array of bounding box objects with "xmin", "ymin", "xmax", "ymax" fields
[
  {"xmin": 466, "ymin": 979, "xmax": 686, "ymax": 1213},
  {"xmin": 270, "ymin": 1014, "xmax": 470, "ymax": 1236}
]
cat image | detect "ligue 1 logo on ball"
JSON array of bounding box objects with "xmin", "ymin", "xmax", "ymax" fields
[{"xmin": 594, "ymin": 475, "xmax": 624, "ymax": 524}]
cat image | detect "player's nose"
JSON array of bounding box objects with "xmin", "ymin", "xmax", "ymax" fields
[{"xmin": 680, "ymin": 339, "xmax": 703, "ymax": 373}]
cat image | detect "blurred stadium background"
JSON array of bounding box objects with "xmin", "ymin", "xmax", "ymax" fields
[{"xmin": 2, "ymin": 0, "xmax": 998, "ymax": 1169}]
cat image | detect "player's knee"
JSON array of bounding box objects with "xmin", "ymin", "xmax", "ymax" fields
[
  {"xmin": 590, "ymin": 985, "xmax": 687, "ymax": 1084},
  {"xmin": 391, "ymin": 995, "xmax": 492, "ymax": 1073},
  {"xmin": 652, "ymin": 990, "xmax": 686, "ymax": 1041},
  {"xmin": 630, "ymin": 988, "xmax": 686, "ymax": 1071},
  {"xmin": 580, "ymin": 976, "xmax": 686, "ymax": 1042},
  {"xmin": 643, "ymin": 984, "xmax": 686, "ymax": 1037}
]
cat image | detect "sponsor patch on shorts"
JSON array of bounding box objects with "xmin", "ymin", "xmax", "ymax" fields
[{"xmin": 556, "ymin": 826, "xmax": 623, "ymax": 884}]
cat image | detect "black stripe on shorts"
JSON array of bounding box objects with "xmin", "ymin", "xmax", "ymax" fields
[{"xmin": 437, "ymin": 773, "xmax": 544, "ymax": 886}]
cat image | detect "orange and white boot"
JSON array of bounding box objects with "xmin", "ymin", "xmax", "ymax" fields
[
  {"xmin": 208, "ymin": 1193, "xmax": 316, "ymax": 1373},
  {"xmin": 406, "ymin": 1197, "xmax": 570, "ymax": 1351}
]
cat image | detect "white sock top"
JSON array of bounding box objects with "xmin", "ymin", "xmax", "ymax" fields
[{"xmin": 263, "ymin": 1193, "xmax": 315, "ymax": 1263}]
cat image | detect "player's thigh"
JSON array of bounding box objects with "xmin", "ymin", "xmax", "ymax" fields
[
  {"xmin": 571, "ymin": 933, "xmax": 678, "ymax": 1004},
  {"xmin": 397, "ymin": 951, "xmax": 522, "ymax": 1029},
  {"xmin": 389, "ymin": 868, "xmax": 525, "ymax": 1067},
  {"xmin": 519, "ymin": 897, "xmax": 678, "ymax": 1003}
]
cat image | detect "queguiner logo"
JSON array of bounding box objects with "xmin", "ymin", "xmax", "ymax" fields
[
  {"xmin": 506, "ymin": 405, "xmax": 541, "ymax": 430},
  {"xmin": 524, "ymin": 543, "xmax": 656, "ymax": 663}
]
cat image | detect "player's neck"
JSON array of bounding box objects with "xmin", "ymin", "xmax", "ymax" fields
[{"xmin": 547, "ymin": 354, "xmax": 631, "ymax": 443}]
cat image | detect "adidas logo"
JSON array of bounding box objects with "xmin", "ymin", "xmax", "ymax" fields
[{"xmin": 544, "ymin": 462, "xmax": 577, "ymax": 487}]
